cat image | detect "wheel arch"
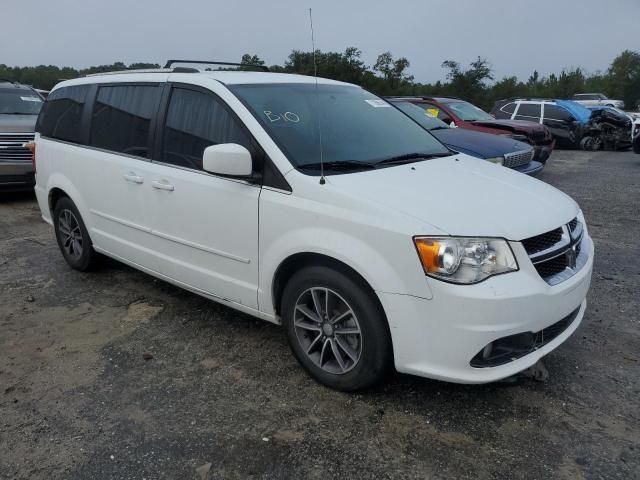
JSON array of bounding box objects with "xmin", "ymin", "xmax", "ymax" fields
[
  {"xmin": 272, "ymin": 252, "xmax": 381, "ymax": 318},
  {"xmin": 48, "ymin": 186, "xmax": 69, "ymax": 213}
]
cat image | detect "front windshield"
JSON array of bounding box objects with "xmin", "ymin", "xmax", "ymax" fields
[
  {"xmin": 393, "ymin": 102, "xmax": 450, "ymax": 130},
  {"xmin": 229, "ymin": 83, "xmax": 450, "ymax": 173},
  {"xmin": 446, "ymin": 101, "xmax": 494, "ymax": 122},
  {"xmin": 0, "ymin": 89, "xmax": 43, "ymax": 115}
]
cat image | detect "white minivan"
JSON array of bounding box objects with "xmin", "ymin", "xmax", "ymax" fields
[{"xmin": 32, "ymin": 63, "xmax": 593, "ymax": 390}]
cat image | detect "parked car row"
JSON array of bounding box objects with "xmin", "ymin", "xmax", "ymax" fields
[{"xmin": 26, "ymin": 61, "xmax": 594, "ymax": 390}]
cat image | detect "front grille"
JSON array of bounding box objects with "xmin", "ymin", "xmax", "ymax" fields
[
  {"xmin": 534, "ymin": 255, "xmax": 567, "ymax": 278},
  {"xmin": 504, "ymin": 149, "xmax": 534, "ymax": 168},
  {"xmin": 522, "ymin": 228, "xmax": 563, "ymax": 255},
  {"xmin": 0, "ymin": 132, "xmax": 34, "ymax": 163},
  {"xmin": 568, "ymin": 218, "xmax": 578, "ymax": 232},
  {"xmin": 523, "ymin": 217, "xmax": 586, "ymax": 285}
]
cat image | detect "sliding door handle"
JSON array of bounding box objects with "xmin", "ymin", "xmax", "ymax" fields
[
  {"xmin": 123, "ymin": 172, "xmax": 144, "ymax": 184},
  {"xmin": 151, "ymin": 180, "xmax": 175, "ymax": 191}
]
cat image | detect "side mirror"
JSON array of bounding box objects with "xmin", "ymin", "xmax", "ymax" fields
[
  {"xmin": 203, "ymin": 143, "xmax": 253, "ymax": 177},
  {"xmin": 449, "ymin": 121, "xmax": 457, "ymax": 128}
]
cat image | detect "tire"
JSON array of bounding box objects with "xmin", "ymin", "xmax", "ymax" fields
[
  {"xmin": 281, "ymin": 265, "xmax": 392, "ymax": 391},
  {"xmin": 580, "ymin": 136, "xmax": 602, "ymax": 151},
  {"xmin": 53, "ymin": 197, "xmax": 99, "ymax": 271}
]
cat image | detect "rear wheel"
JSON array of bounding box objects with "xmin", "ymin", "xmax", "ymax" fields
[
  {"xmin": 53, "ymin": 197, "xmax": 99, "ymax": 271},
  {"xmin": 281, "ymin": 265, "xmax": 392, "ymax": 391}
]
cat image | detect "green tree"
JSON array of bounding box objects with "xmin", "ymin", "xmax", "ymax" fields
[
  {"xmin": 373, "ymin": 51, "xmax": 413, "ymax": 93},
  {"xmin": 607, "ymin": 50, "xmax": 640, "ymax": 108},
  {"xmin": 440, "ymin": 57, "xmax": 493, "ymax": 107}
]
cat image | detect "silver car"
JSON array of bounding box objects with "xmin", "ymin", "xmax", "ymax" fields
[
  {"xmin": 0, "ymin": 80, "xmax": 43, "ymax": 191},
  {"xmin": 572, "ymin": 93, "xmax": 624, "ymax": 109}
]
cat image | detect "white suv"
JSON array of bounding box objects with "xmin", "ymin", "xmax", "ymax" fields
[{"xmin": 32, "ymin": 64, "xmax": 594, "ymax": 390}]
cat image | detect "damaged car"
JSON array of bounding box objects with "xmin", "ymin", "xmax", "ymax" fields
[{"xmin": 492, "ymin": 98, "xmax": 632, "ymax": 151}]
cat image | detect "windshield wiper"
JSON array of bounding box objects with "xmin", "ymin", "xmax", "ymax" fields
[
  {"xmin": 376, "ymin": 151, "xmax": 453, "ymax": 166},
  {"xmin": 298, "ymin": 160, "xmax": 377, "ymax": 171}
]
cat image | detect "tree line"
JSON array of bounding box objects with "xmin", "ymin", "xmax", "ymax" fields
[{"xmin": 2, "ymin": 49, "xmax": 639, "ymax": 110}]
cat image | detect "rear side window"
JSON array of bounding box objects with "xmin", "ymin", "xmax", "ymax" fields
[
  {"xmin": 544, "ymin": 105, "xmax": 573, "ymax": 122},
  {"xmin": 515, "ymin": 103, "xmax": 541, "ymax": 121},
  {"xmin": 500, "ymin": 102, "xmax": 517, "ymax": 115},
  {"xmin": 89, "ymin": 84, "xmax": 160, "ymax": 158},
  {"xmin": 161, "ymin": 87, "xmax": 253, "ymax": 170},
  {"xmin": 36, "ymin": 85, "xmax": 90, "ymax": 143}
]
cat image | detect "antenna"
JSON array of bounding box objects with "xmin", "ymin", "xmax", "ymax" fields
[{"xmin": 309, "ymin": 8, "xmax": 325, "ymax": 185}]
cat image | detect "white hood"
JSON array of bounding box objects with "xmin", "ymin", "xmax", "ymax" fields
[{"xmin": 325, "ymin": 155, "xmax": 579, "ymax": 240}]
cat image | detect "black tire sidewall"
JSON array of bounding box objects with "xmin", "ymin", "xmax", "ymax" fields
[
  {"xmin": 53, "ymin": 197, "xmax": 95, "ymax": 271},
  {"xmin": 282, "ymin": 265, "xmax": 392, "ymax": 391}
]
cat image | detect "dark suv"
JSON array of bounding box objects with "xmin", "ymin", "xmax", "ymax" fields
[
  {"xmin": 492, "ymin": 98, "xmax": 632, "ymax": 150},
  {"xmin": 0, "ymin": 80, "xmax": 43, "ymax": 191},
  {"xmin": 389, "ymin": 97, "xmax": 555, "ymax": 163}
]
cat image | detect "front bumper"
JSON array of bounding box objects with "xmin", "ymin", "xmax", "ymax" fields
[
  {"xmin": 512, "ymin": 160, "xmax": 544, "ymax": 176},
  {"xmin": 0, "ymin": 162, "xmax": 35, "ymax": 191},
  {"xmin": 532, "ymin": 139, "xmax": 555, "ymax": 164},
  {"xmin": 378, "ymin": 234, "xmax": 593, "ymax": 384}
]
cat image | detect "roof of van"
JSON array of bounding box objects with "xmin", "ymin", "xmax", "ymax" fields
[{"xmin": 52, "ymin": 70, "xmax": 354, "ymax": 91}]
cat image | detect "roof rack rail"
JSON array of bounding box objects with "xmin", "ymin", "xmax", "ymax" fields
[
  {"xmin": 505, "ymin": 97, "xmax": 556, "ymax": 102},
  {"xmin": 0, "ymin": 78, "xmax": 17, "ymax": 84},
  {"xmin": 164, "ymin": 59, "xmax": 269, "ymax": 72}
]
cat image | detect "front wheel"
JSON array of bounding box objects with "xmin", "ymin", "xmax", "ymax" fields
[{"xmin": 281, "ymin": 265, "xmax": 392, "ymax": 391}]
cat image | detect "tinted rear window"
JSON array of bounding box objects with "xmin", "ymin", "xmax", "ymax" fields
[
  {"xmin": 515, "ymin": 103, "xmax": 541, "ymax": 119},
  {"xmin": 544, "ymin": 105, "xmax": 573, "ymax": 121},
  {"xmin": 89, "ymin": 84, "xmax": 160, "ymax": 158},
  {"xmin": 36, "ymin": 85, "xmax": 90, "ymax": 143},
  {"xmin": 500, "ymin": 102, "xmax": 517, "ymax": 114}
]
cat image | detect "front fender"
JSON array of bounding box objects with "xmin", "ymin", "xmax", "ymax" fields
[{"xmin": 258, "ymin": 226, "xmax": 433, "ymax": 316}]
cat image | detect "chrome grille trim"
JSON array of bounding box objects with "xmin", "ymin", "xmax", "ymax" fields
[
  {"xmin": 0, "ymin": 132, "xmax": 34, "ymax": 163},
  {"xmin": 504, "ymin": 148, "xmax": 534, "ymax": 168},
  {"xmin": 523, "ymin": 218, "xmax": 586, "ymax": 285}
]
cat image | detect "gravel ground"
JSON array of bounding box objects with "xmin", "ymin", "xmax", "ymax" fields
[{"xmin": 0, "ymin": 150, "xmax": 639, "ymax": 480}]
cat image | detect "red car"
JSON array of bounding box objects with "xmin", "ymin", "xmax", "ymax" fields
[{"xmin": 389, "ymin": 97, "xmax": 555, "ymax": 164}]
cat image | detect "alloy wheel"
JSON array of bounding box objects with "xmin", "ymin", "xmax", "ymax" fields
[
  {"xmin": 293, "ymin": 287, "xmax": 362, "ymax": 374},
  {"xmin": 58, "ymin": 209, "xmax": 84, "ymax": 260}
]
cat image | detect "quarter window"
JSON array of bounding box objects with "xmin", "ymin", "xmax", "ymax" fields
[
  {"xmin": 515, "ymin": 103, "xmax": 541, "ymax": 121},
  {"xmin": 89, "ymin": 84, "xmax": 160, "ymax": 158},
  {"xmin": 36, "ymin": 85, "xmax": 90, "ymax": 143},
  {"xmin": 161, "ymin": 87, "xmax": 253, "ymax": 170},
  {"xmin": 500, "ymin": 102, "xmax": 517, "ymax": 115}
]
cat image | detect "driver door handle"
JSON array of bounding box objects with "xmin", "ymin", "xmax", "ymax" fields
[
  {"xmin": 151, "ymin": 180, "xmax": 175, "ymax": 191},
  {"xmin": 123, "ymin": 172, "xmax": 144, "ymax": 184}
]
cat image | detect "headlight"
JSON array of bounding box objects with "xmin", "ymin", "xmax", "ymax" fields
[
  {"xmin": 486, "ymin": 156, "xmax": 504, "ymax": 165},
  {"xmin": 413, "ymin": 237, "xmax": 518, "ymax": 284}
]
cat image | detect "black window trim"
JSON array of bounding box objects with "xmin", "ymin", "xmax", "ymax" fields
[{"xmin": 154, "ymin": 82, "xmax": 291, "ymax": 192}]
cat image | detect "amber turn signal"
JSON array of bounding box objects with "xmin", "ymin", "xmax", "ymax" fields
[{"xmin": 414, "ymin": 238, "xmax": 441, "ymax": 273}]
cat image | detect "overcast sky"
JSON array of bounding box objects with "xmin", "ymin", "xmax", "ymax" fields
[{"xmin": 2, "ymin": 0, "xmax": 638, "ymax": 83}]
